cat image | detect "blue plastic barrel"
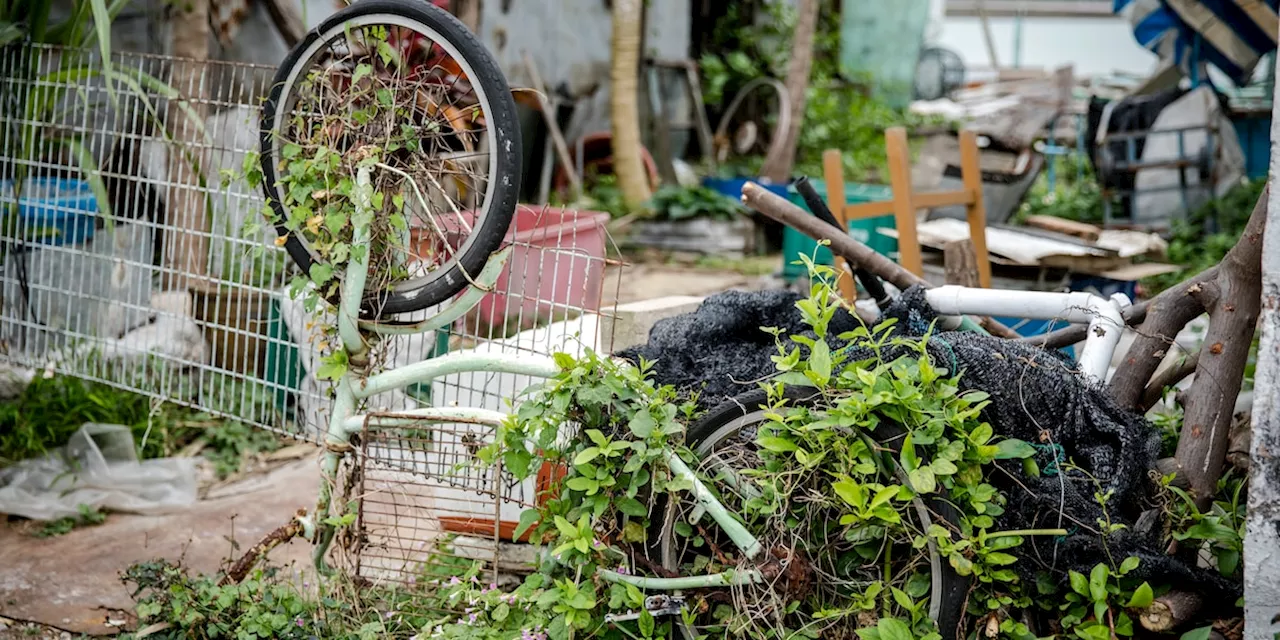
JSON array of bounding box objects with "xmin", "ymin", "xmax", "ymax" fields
[{"xmin": 2, "ymin": 177, "xmax": 98, "ymax": 246}]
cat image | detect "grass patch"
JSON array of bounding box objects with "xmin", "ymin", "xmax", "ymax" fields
[
  {"xmin": 35, "ymin": 504, "xmax": 107, "ymax": 538},
  {"xmin": 0, "ymin": 374, "xmax": 281, "ymax": 479},
  {"xmin": 0, "ymin": 375, "xmax": 201, "ymax": 466}
]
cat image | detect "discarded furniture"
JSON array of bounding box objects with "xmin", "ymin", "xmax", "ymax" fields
[{"xmin": 822, "ymin": 127, "xmax": 993, "ymax": 297}]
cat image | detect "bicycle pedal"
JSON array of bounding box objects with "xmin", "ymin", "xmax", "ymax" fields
[{"xmin": 604, "ymin": 595, "xmax": 686, "ymax": 623}]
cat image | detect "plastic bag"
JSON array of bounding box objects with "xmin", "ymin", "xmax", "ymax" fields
[{"xmin": 0, "ymin": 423, "xmax": 197, "ymax": 521}]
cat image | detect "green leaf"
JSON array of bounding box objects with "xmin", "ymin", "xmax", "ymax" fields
[
  {"xmin": 870, "ymin": 485, "xmax": 898, "ymax": 509},
  {"xmin": 758, "ymin": 436, "xmax": 798, "ymax": 452},
  {"xmin": 554, "ymin": 516, "xmax": 577, "ymax": 537},
  {"xmin": 1069, "ymin": 570, "xmax": 1089, "ymax": 596},
  {"xmin": 1181, "ymin": 627, "xmax": 1213, "ymax": 640},
  {"xmin": 513, "ymin": 508, "xmax": 540, "ymax": 540},
  {"xmin": 315, "ymin": 359, "xmax": 346, "ymax": 381},
  {"xmin": 573, "ymin": 447, "xmax": 601, "ymax": 465},
  {"xmin": 492, "ymin": 602, "xmax": 510, "ymax": 621},
  {"xmin": 876, "ymin": 618, "xmax": 912, "ymax": 640},
  {"xmin": 0, "ymin": 21, "xmax": 23, "ymax": 46},
  {"xmin": 629, "ymin": 411, "xmax": 656, "ymax": 438},
  {"xmin": 351, "ymin": 63, "xmax": 373, "ymax": 85},
  {"xmin": 984, "ymin": 552, "xmax": 1018, "ymax": 566},
  {"xmin": 832, "ymin": 480, "xmax": 865, "ymax": 509},
  {"xmin": 88, "ymin": 0, "xmax": 114, "ymax": 94},
  {"xmin": 900, "ymin": 433, "xmax": 920, "ymax": 471},
  {"xmin": 63, "ymin": 137, "xmax": 114, "ymax": 228},
  {"xmin": 1217, "ymin": 548, "xmax": 1241, "ymax": 576},
  {"xmin": 908, "ymin": 467, "xmax": 936, "ymax": 494},
  {"xmin": 617, "ymin": 497, "xmax": 647, "ymax": 517},
  {"xmin": 1125, "ymin": 582, "xmax": 1153, "ymax": 609},
  {"xmin": 994, "ymin": 438, "xmax": 1037, "ymax": 460},
  {"xmin": 808, "ymin": 339, "xmax": 832, "ymax": 385},
  {"xmin": 638, "ymin": 610, "xmax": 655, "ymax": 637},
  {"xmin": 564, "ymin": 477, "xmax": 598, "ymax": 494},
  {"xmin": 970, "ymin": 423, "xmax": 994, "ymax": 445},
  {"xmin": 1089, "ymin": 563, "xmax": 1108, "ymax": 602},
  {"xmin": 309, "ymin": 263, "xmax": 334, "ymax": 285},
  {"xmin": 1118, "ymin": 556, "xmax": 1141, "ymax": 575}
]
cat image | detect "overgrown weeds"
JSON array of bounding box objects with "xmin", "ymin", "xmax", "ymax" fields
[
  {"xmin": 0, "ymin": 374, "xmax": 281, "ymax": 479},
  {"xmin": 0, "ymin": 374, "xmax": 197, "ymax": 465}
]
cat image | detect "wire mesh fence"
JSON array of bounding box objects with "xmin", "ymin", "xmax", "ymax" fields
[{"xmin": 0, "ymin": 43, "xmax": 624, "ymax": 583}]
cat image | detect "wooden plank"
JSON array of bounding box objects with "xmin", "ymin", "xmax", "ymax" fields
[
  {"xmin": 958, "ymin": 130, "xmax": 992, "ymax": 288},
  {"xmin": 885, "ymin": 127, "xmax": 923, "ymax": 277},
  {"xmin": 822, "ymin": 148, "xmax": 855, "ymax": 300},
  {"xmin": 915, "ymin": 189, "xmax": 974, "ymax": 209},
  {"xmin": 844, "ymin": 200, "xmax": 896, "ymax": 220},
  {"xmin": 1023, "ymin": 214, "xmax": 1102, "ymax": 242}
]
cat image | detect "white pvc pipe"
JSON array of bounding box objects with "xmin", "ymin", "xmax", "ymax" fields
[{"xmin": 924, "ymin": 286, "xmax": 1130, "ymax": 384}]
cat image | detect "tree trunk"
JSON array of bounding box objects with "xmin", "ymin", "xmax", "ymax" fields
[
  {"xmin": 759, "ymin": 0, "xmax": 819, "ymax": 184},
  {"xmin": 164, "ymin": 0, "xmax": 211, "ymax": 292},
  {"xmin": 610, "ymin": 0, "xmax": 651, "ymax": 207},
  {"xmin": 1174, "ymin": 186, "xmax": 1266, "ymax": 509}
]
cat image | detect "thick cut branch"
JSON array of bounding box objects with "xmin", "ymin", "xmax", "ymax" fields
[
  {"xmin": 1139, "ymin": 590, "xmax": 1203, "ymax": 632},
  {"xmin": 1175, "ymin": 185, "xmax": 1267, "ymax": 509},
  {"xmin": 1109, "ymin": 275, "xmax": 1221, "ymax": 409},
  {"xmin": 741, "ymin": 183, "xmax": 1018, "ymax": 339}
]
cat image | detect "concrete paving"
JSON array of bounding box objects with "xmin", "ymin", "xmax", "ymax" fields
[{"xmin": 0, "ymin": 457, "xmax": 321, "ymax": 636}]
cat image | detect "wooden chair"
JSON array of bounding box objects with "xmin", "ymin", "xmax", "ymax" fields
[{"xmin": 822, "ymin": 127, "xmax": 992, "ymax": 299}]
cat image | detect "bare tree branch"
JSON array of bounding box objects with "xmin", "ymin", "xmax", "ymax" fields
[
  {"xmin": 1174, "ymin": 185, "xmax": 1267, "ymax": 509},
  {"xmin": 1140, "ymin": 348, "xmax": 1201, "ymax": 411}
]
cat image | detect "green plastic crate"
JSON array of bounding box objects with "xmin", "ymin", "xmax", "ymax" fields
[
  {"xmin": 264, "ymin": 298, "xmax": 305, "ymax": 418},
  {"xmin": 782, "ymin": 180, "xmax": 897, "ymax": 279}
]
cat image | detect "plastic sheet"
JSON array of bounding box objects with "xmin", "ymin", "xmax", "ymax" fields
[{"xmin": 0, "ymin": 423, "xmax": 197, "ymax": 521}]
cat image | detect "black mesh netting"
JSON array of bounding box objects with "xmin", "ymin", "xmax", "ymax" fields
[{"xmin": 617, "ymin": 286, "xmax": 1239, "ymax": 606}]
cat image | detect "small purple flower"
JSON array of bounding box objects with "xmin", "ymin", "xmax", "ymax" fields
[
  {"xmin": 294, "ymin": 617, "xmax": 304, "ymax": 628},
  {"xmin": 449, "ymin": 576, "xmax": 461, "ymax": 585}
]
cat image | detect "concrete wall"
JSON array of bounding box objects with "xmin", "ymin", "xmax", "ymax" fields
[{"xmin": 478, "ymin": 0, "xmax": 691, "ymax": 143}]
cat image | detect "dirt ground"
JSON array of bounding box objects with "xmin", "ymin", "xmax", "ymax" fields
[{"xmin": 0, "ymin": 456, "xmax": 320, "ymax": 636}]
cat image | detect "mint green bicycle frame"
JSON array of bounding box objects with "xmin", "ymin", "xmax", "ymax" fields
[{"xmin": 298, "ymin": 166, "xmax": 765, "ymax": 591}]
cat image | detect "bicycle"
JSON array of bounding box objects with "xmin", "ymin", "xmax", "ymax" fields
[{"xmin": 250, "ymin": 2, "xmax": 1136, "ymax": 636}]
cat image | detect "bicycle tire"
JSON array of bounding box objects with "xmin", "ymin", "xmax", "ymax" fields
[
  {"xmin": 657, "ymin": 387, "xmax": 970, "ymax": 640},
  {"xmin": 259, "ymin": 0, "xmax": 521, "ymax": 316}
]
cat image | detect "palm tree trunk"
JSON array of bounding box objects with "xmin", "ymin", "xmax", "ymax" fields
[
  {"xmin": 610, "ymin": 0, "xmax": 651, "ymax": 207},
  {"xmin": 164, "ymin": 0, "xmax": 211, "ymax": 291}
]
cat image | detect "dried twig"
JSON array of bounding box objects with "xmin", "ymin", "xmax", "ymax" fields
[{"xmin": 220, "ymin": 510, "xmax": 305, "ymax": 585}]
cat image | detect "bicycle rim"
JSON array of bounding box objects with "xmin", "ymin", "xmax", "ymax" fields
[
  {"xmin": 656, "ymin": 397, "xmax": 955, "ymax": 639},
  {"xmin": 262, "ymin": 4, "xmax": 512, "ymax": 312}
]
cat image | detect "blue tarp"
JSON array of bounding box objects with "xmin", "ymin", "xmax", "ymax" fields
[{"xmin": 1114, "ymin": 0, "xmax": 1278, "ymax": 84}]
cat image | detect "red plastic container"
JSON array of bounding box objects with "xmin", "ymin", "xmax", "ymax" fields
[{"xmin": 416, "ymin": 205, "xmax": 610, "ymax": 330}]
